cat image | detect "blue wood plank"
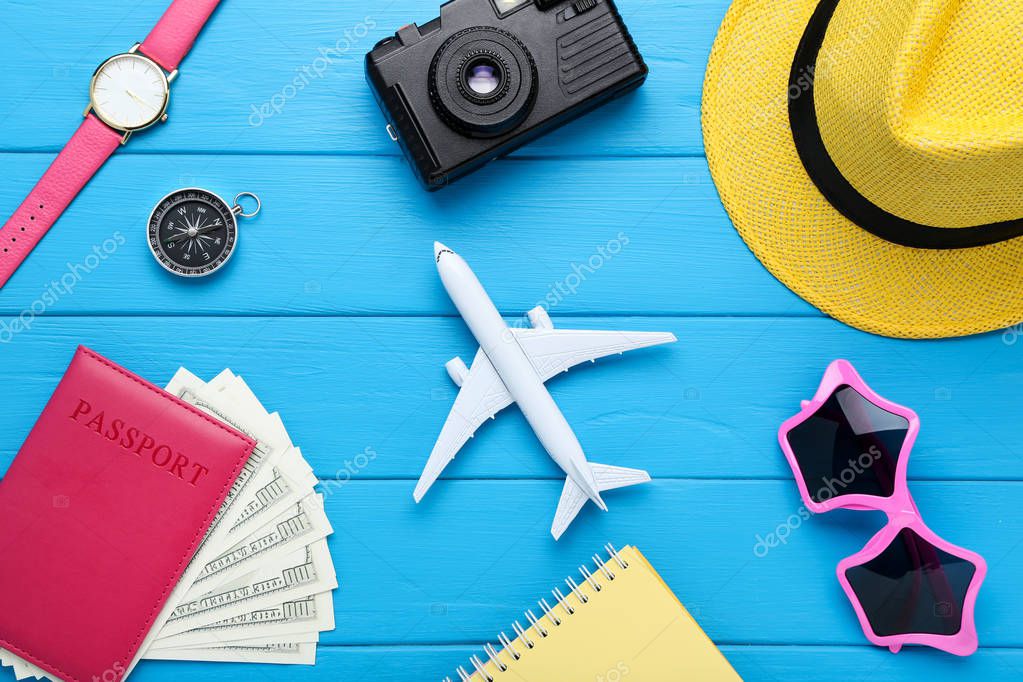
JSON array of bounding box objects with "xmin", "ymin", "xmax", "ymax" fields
[
  {"xmin": 0, "ymin": 154, "xmax": 811, "ymax": 316},
  {"xmin": 315, "ymin": 479, "xmax": 1020, "ymax": 647},
  {"xmin": 0, "ymin": 318, "xmax": 1019, "ymax": 480},
  {"xmin": 0, "ymin": 0, "xmax": 725, "ymax": 155},
  {"xmin": 127, "ymin": 645, "xmax": 1023, "ymax": 682}
]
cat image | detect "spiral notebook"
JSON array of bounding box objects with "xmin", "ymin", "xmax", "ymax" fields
[{"xmin": 446, "ymin": 545, "xmax": 742, "ymax": 681}]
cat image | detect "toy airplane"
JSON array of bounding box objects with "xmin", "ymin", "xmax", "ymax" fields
[{"xmin": 417, "ymin": 243, "xmax": 678, "ymax": 540}]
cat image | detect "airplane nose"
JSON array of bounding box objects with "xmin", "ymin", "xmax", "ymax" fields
[{"xmin": 434, "ymin": 242, "xmax": 453, "ymax": 262}]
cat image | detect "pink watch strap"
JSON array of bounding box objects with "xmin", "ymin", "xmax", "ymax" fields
[
  {"xmin": 140, "ymin": 0, "xmax": 222, "ymax": 72},
  {"xmin": 0, "ymin": 115, "xmax": 122, "ymax": 290}
]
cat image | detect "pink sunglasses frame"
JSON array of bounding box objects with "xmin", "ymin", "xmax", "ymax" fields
[{"xmin": 778, "ymin": 359, "xmax": 987, "ymax": 656}]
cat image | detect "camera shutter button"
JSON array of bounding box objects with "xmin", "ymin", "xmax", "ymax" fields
[{"xmin": 397, "ymin": 23, "xmax": 423, "ymax": 46}]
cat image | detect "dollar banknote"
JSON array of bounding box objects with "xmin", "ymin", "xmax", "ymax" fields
[
  {"xmin": 0, "ymin": 648, "xmax": 54, "ymax": 682},
  {"xmin": 145, "ymin": 642, "xmax": 316, "ymax": 665},
  {"xmin": 141, "ymin": 369, "xmax": 336, "ymax": 670},
  {"xmin": 147, "ymin": 592, "xmax": 335, "ymax": 652},
  {"xmin": 155, "ymin": 633, "xmax": 320, "ymax": 650},
  {"xmin": 230, "ymin": 447, "xmax": 317, "ymax": 537},
  {"xmin": 158, "ymin": 539, "xmax": 336, "ymax": 637},
  {"xmin": 181, "ymin": 494, "xmax": 332, "ymax": 599},
  {"xmin": 130, "ymin": 372, "xmax": 293, "ymax": 675}
]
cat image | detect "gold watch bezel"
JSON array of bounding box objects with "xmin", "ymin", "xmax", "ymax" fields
[{"xmin": 87, "ymin": 46, "xmax": 171, "ymax": 138}]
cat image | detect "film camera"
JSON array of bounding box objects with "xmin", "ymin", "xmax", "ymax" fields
[{"xmin": 366, "ymin": 0, "xmax": 648, "ymax": 190}]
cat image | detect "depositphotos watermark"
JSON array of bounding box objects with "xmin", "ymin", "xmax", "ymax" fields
[
  {"xmin": 1003, "ymin": 323, "xmax": 1023, "ymax": 346},
  {"xmin": 595, "ymin": 662, "xmax": 630, "ymax": 682},
  {"xmin": 90, "ymin": 661, "xmax": 125, "ymax": 682},
  {"xmin": 0, "ymin": 232, "xmax": 125, "ymax": 344},
  {"xmin": 753, "ymin": 445, "xmax": 884, "ymax": 558},
  {"xmin": 248, "ymin": 17, "xmax": 376, "ymax": 127},
  {"xmin": 746, "ymin": 15, "xmax": 882, "ymax": 133},
  {"xmin": 506, "ymin": 232, "xmax": 630, "ymax": 334},
  {"xmin": 320, "ymin": 447, "xmax": 379, "ymax": 496},
  {"xmin": 542, "ymin": 231, "xmax": 630, "ymax": 310}
]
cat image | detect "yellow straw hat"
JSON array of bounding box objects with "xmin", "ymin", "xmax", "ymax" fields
[{"xmin": 702, "ymin": 0, "xmax": 1023, "ymax": 338}]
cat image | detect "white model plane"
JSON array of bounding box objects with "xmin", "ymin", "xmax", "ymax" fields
[{"xmin": 416, "ymin": 243, "xmax": 677, "ymax": 540}]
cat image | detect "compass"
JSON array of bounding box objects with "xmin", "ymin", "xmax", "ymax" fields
[{"xmin": 147, "ymin": 187, "xmax": 261, "ymax": 277}]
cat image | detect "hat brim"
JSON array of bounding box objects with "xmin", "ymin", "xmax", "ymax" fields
[{"xmin": 702, "ymin": 0, "xmax": 1023, "ymax": 339}]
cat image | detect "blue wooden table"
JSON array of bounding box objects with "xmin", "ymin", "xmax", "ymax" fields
[{"xmin": 1, "ymin": 1, "xmax": 1021, "ymax": 680}]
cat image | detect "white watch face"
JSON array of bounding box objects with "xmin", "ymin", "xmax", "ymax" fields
[{"xmin": 90, "ymin": 54, "xmax": 168, "ymax": 131}]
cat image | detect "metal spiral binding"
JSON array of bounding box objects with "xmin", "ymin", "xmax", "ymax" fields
[
  {"xmin": 538, "ymin": 598, "xmax": 561, "ymax": 626},
  {"xmin": 525, "ymin": 608, "xmax": 548, "ymax": 638},
  {"xmin": 606, "ymin": 542, "xmax": 629, "ymax": 569},
  {"xmin": 441, "ymin": 544, "xmax": 631, "ymax": 681},
  {"xmin": 579, "ymin": 565, "xmax": 601, "ymax": 591},
  {"xmin": 565, "ymin": 576, "xmax": 588, "ymax": 603},
  {"xmin": 512, "ymin": 620, "xmax": 533, "ymax": 649},
  {"xmin": 498, "ymin": 631, "xmax": 520, "ymax": 660},
  {"xmin": 484, "ymin": 644, "xmax": 508, "ymax": 672},
  {"xmin": 470, "ymin": 656, "xmax": 493, "ymax": 681},
  {"xmin": 593, "ymin": 553, "xmax": 615, "ymax": 581}
]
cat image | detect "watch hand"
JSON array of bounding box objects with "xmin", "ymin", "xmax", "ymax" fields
[{"xmin": 126, "ymin": 89, "xmax": 157, "ymax": 112}]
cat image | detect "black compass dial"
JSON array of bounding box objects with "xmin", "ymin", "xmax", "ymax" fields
[{"xmin": 148, "ymin": 189, "xmax": 238, "ymax": 277}]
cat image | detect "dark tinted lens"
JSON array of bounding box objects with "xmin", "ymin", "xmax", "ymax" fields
[
  {"xmin": 786, "ymin": 386, "xmax": 908, "ymax": 503},
  {"xmin": 466, "ymin": 62, "xmax": 502, "ymax": 95},
  {"xmin": 846, "ymin": 527, "xmax": 976, "ymax": 636}
]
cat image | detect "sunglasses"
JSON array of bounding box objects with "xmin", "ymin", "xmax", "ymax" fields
[{"xmin": 778, "ymin": 360, "xmax": 986, "ymax": 656}]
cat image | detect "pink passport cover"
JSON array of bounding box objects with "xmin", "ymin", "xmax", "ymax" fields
[{"xmin": 0, "ymin": 346, "xmax": 255, "ymax": 681}]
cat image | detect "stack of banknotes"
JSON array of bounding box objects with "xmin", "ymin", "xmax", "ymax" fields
[{"xmin": 0, "ymin": 368, "xmax": 337, "ymax": 679}]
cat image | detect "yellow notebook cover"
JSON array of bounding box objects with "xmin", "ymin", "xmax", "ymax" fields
[{"xmin": 450, "ymin": 545, "xmax": 742, "ymax": 681}]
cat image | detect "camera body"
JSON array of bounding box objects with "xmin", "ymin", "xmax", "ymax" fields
[{"xmin": 366, "ymin": 0, "xmax": 647, "ymax": 190}]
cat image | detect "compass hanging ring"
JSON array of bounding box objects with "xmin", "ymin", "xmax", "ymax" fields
[{"xmin": 233, "ymin": 192, "xmax": 261, "ymax": 219}]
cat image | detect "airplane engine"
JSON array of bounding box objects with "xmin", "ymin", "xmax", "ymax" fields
[
  {"xmin": 528, "ymin": 306, "xmax": 554, "ymax": 330},
  {"xmin": 445, "ymin": 357, "xmax": 470, "ymax": 387}
]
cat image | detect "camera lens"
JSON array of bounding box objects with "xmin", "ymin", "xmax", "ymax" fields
[
  {"xmin": 429, "ymin": 27, "xmax": 538, "ymax": 138},
  {"xmin": 465, "ymin": 58, "xmax": 503, "ymax": 96}
]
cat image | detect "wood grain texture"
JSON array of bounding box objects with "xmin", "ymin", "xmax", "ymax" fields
[
  {"xmin": 0, "ymin": 318, "xmax": 1019, "ymax": 480},
  {"xmin": 1, "ymin": 0, "xmax": 1020, "ymax": 680},
  {"xmin": 132, "ymin": 646, "xmax": 1023, "ymax": 682},
  {"xmin": 317, "ymin": 479, "xmax": 1021, "ymax": 647},
  {"xmin": 0, "ymin": 0, "xmax": 718, "ymax": 155},
  {"xmin": 0, "ymin": 154, "xmax": 811, "ymax": 316}
]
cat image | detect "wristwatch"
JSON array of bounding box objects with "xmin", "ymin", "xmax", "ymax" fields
[{"xmin": 0, "ymin": 0, "xmax": 223, "ymax": 290}]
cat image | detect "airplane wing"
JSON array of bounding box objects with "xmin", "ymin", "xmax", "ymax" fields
[
  {"xmin": 414, "ymin": 349, "xmax": 514, "ymax": 502},
  {"xmin": 513, "ymin": 326, "xmax": 677, "ymax": 383}
]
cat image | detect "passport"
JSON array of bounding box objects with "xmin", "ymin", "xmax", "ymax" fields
[{"xmin": 0, "ymin": 347, "xmax": 256, "ymax": 682}]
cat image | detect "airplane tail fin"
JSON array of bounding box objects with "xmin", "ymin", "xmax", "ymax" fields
[{"xmin": 550, "ymin": 463, "xmax": 651, "ymax": 540}]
